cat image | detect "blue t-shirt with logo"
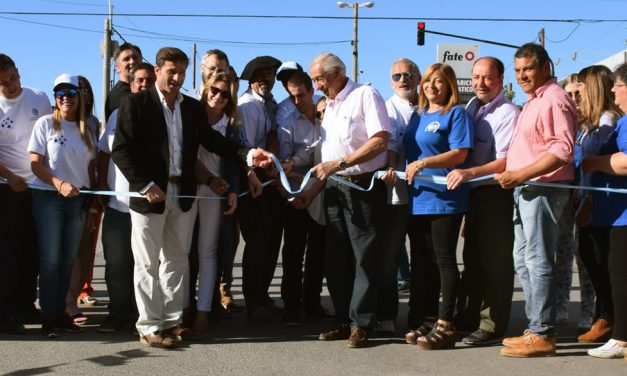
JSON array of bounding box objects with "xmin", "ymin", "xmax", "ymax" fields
[
  {"xmin": 402, "ymin": 105, "xmax": 474, "ymax": 215},
  {"xmin": 590, "ymin": 114, "xmax": 627, "ymax": 226}
]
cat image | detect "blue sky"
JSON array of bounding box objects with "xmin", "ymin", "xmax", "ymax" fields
[{"xmin": 1, "ymin": 0, "xmax": 625, "ymax": 119}]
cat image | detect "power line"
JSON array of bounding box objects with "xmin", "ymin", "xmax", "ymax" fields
[
  {"xmin": 0, "ymin": 14, "xmax": 349, "ymax": 48},
  {"xmin": 113, "ymin": 24, "xmax": 350, "ymax": 47},
  {"xmin": 0, "ymin": 11, "xmax": 624, "ymax": 23},
  {"xmin": 36, "ymin": 0, "xmax": 107, "ymax": 7},
  {"xmin": 0, "ymin": 15, "xmax": 101, "ymax": 33},
  {"xmin": 546, "ymin": 22, "xmax": 581, "ymax": 43}
]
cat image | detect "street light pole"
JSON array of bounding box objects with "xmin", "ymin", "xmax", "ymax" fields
[
  {"xmin": 352, "ymin": 3, "xmax": 358, "ymax": 82},
  {"xmin": 337, "ymin": 2, "xmax": 374, "ymax": 83}
]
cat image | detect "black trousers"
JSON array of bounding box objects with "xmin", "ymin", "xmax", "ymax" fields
[
  {"xmin": 407, "ymin": 213, "xmax": 463, "ymax": 324},
  {"xmin": 579, "ymin": 226, "xmax": 614, "ymax": 321},
  {"xmin": 280, "ymin": 205, "xmax": 325, "ymax": 312},
  {"xmin": 238, "ymin": 185, "xmax": 285, "ymax": 310},
  {"xmin": 324, "ymin": 179, "xmax": 385, "ymax": 328},
  {"xmin": 455, "ymin": 185, "xmax": 514, "ymax": 336},
  {"xmin": 608, "ymin": 226, "xmax": 627, "ymax": 341},
  {"xmin": 0, "ymin": 186, "xmax": 38, "ymax": 317}
]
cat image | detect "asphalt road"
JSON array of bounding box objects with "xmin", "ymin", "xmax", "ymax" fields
[{"xmin": 1, "ymin": 235, "xmax": 625, "ymax": 376}]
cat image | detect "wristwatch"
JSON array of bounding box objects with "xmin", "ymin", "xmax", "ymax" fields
[{"xmin": 338, "ymin": 157, "xmax": 348, "ymax": 170}]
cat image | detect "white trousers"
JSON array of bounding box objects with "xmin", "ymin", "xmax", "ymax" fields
[
  {"xmin": 130, "ymin": 183, "xmax": 198, "ymax": 336},
  {"xmin": 188, "ymin": 185, "xmax": 222, "ymax": 312}
]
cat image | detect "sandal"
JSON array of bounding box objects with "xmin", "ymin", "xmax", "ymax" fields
[
  {"xmin": 78, "ymin": 296, "xmax": 98, "ymax": 306},
  {"xmin": 405, "ymin": 320, "xmax": 435, "ymax": 344},
  {"xmin": 71, "ymin": 312, "xmax": 88, "ymax": 325},
  {"xmin": 416, "ymin": 321, "xmax": 456, "ymax": 350}
]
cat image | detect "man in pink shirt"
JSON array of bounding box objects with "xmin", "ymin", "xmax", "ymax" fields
[{"xmin": 496, "ymin": 43, "xmax": 577, "ymax": 358}]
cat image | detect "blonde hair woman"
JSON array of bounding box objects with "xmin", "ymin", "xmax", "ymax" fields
[{"xmin": 28, "ymin": 74, "xmax": 96, "ymax": 338}]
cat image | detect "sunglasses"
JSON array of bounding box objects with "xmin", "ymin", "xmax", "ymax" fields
[
  {"xmin": 210, "ymin": 86, "xmax": 230, "ymax": 99},
  {"xmin": 392, "ymin": 72, "xmax": 414, "ymax": 82},
  {"xmin": 566, "ymin": 90, "xmax": 580, "ymax": 100},
  {"xmin": 54, "ymin": 88, "xmax": 78, "ymax": 99}
]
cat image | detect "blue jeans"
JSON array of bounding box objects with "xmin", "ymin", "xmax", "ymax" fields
[
  {"xmin": 32, "ymin": 190, "xmax": 86, "ymax": 317},
  {"xmin": 512, "ymin": 185, "xmax": 569, "ymax": 337},
  {"xmin": 101, "ymin": 206, "xmax": 136, "ymax": 321}
]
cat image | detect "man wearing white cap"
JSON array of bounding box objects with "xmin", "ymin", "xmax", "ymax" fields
[
  {"xmin": 276, "ymin": 61, "xmax": 304, "ymax": 126},
  {"xmin": 0, "ymin": 54, "xmax": 51, "ymax": 334}
]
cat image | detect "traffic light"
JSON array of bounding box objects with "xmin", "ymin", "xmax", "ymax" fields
[{"xmin": 417, "ymin": 22, "xmax": 425, "ymax": 46}]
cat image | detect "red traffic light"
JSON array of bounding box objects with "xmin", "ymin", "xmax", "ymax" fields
[{"xmin": 417, "ymin": 21, "xmax": 425, "ymax": 46}]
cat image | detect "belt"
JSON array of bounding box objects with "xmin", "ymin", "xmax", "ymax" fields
[
  {"xmin": 168, "ymin": 176, "xmax": 182, "ymax": 184},
  {"xmin": 337, "ymin": 171, "xmax": 375, "ymax": 183}
]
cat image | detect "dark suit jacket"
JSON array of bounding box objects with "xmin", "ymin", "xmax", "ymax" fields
[{"xmin": 111, "ymin": 86, "xmax": 247, "ymax": 214}]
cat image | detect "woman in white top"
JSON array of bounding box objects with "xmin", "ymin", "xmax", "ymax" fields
[
  {"xmin": 28, "ymin": 74, "xmax": 96, "ymax": 338},
  {"xmin": 191, "ymin": 72, "xmax": 240, "ymax": 332},
  {"xmin": 65, "ymin": 75, "xmax": 102, "ymax": 323}
]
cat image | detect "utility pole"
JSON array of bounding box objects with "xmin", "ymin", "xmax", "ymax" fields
[
  {"xmin": 101, "ymin": 1, "xmax": 112, "ymax": 123},
  {"xmin": 192, "ymin": 43, "xmax": 197, "ymax": 90},
  {"xmin": 539, "ymin": 28, "xmax": 545, "ymax": 47},
  {"xmin": 337, "ymin": 2, "xmax": 374, "ymax": 83}
]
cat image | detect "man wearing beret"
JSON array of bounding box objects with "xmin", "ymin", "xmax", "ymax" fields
[{"xmin": 237, "ymin": 55, "xmax": 287, "ymax": 321}]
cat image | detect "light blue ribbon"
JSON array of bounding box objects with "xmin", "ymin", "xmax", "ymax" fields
[{"xmin": 3, "ymin": 154, "xmax": 626, "ymax": 198}]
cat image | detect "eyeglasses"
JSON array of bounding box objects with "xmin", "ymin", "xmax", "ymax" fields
[
  {"xmin": 54, "ymin": 88, "xmax": 78, "ymax": 99},
  {"xmin": 392, "ymin": 72, "xmax": 414, "ymax": 82},
  {"xmin": 79, "ymin": 88, "xmax": 90, "ymax": 96},
  {"xmin": 209, "ymin": 86, "xmax": 230, "ymax": 99}
]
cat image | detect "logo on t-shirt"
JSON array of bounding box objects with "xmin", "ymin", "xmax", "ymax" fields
[
  {"xmin": 53, "ymin": 135, "xmax": 68, "ymax": 145},
  {"xmin": 1, "ymin": 117, "xmax": 14, "ymax": 129},
  {"xmin": 425, "ymin": 121, "xmax": 440, "ymax": 133}
]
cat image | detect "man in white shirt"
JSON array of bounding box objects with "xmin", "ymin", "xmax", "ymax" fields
[
  {"xmin": 0, "ymin": 53, "xmax": 51, "ymax": 334},
  {"xmin": 378, "ymin": 58, "xmax": 421, "ymax": 334},
  {"xmin": 307, "ymin": 52, "xmax": 393, "ymax": 348},
  {"xmin": 97, "ymin": 62, "xmax": 155, "ymax": 333}
]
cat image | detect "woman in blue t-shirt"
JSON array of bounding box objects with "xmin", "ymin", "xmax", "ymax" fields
[
  {"xmin": 402, "ymin": 63, "xmax": 473, "ymax": 350},
  {"xmin": 582, "ymin": 62, "xmax": 627, "ymax": 359},
  {"xmin": 573, "ymin": 65, "xmax": 622, "ymax": 345}
]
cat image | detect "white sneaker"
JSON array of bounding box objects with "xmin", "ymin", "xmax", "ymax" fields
[
  {"xmin": 588, "ymin": 339, "xmax": 626, "ymax": 359},
  {"xmin": 376, "ymin": 320, "xmax": 395, "ymax": 334}
]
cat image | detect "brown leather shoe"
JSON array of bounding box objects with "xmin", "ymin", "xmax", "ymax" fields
[
  {"xmin": 139, "ymin": 332, "xmax": 176, "ymax": 348},
  {"xmin": 347, "ymin": 327, "xmax": 368, "ymax": 348},
  {"xmin": 319, "ymin": 323, "xmax": 351, "ymax": 341},
  {"xmin": 577, "ymin": 318, "xmax": 612, "ymax": 343},
  {"xmin": 500, "ymin": 332, "xmax": 556, "ymax": 357},
  {"xmin": 502, "ymin": 330, "xmax": 531, "ymax": 347}
]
